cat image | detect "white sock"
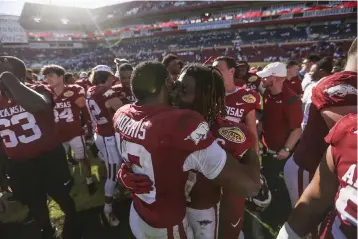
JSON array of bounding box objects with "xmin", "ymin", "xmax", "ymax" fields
[
  {"xmin": 86, "ymin": 177, "xmax": 94, "ymax": 184},
  {"xmin": 104, "ymin": 203, "xmax": 112, "ymax": 213}
]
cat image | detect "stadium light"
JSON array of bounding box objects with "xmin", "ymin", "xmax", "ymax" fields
[
  {"xmin": 61, "ymin": 18, "xmax": 69, "ymax": 24},
  {"xmin": 33, "ymin": 17, "xmax": 41, "ymax": 23}
]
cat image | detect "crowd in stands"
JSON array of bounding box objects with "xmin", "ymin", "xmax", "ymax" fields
[{"xmin": 1, "ymin": 21, "xmax": 354, "ymax": 72}]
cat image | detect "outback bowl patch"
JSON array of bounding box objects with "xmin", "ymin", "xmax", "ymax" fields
[
  {"xmin": 242, "ymin": 94, "xmax": 256, "ymax": 104},
  {"xmin": 218, "ymin": 127, "xmax": 246, "ymax": 143},
  {"xmin": 248, "ymin": 75, "xmax": 258, "ymax": 82},
  {"xmin": 63, "ymin": 91, "xmax": 74, "ymax": 97}
]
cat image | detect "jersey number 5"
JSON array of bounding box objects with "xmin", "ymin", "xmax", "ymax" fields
[
  {"xmin": 118, "ymin": 138, "xmax": 156, "ymax": 204},
  {"xmin": 0, "ymin": 112, "xmax": 42, "ymax": 148},
  {"xmin": 336, "ymin": 185, "xmax": 357, "ymax": 226}
]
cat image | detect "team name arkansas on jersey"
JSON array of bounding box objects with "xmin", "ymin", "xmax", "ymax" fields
[
  {"xmin": 293, "ymin": 71, "xmax": 357, "ymax": 173},
  {"xmin": 86, "ymin": 86, "xmax": 118, "ymax": 137},
  {"xmin": 225, "ymin": 88, "xmax": 261, "ymax": 123},
  {"xmin": 186, "ymin": 117, "xmax": 253, "ymax": 209},
  {"xmin": 114, "ymin": 104, "xmax": 216, "ymax": 228},
  {"xmin": 0, "ymin": 83, "xmax": 59, "ymax": 160},
  {"xmin": 321, "ymin": 113, "xmax": 357, "ymax": 239},
  {"xmin": 53, "ymin": 84, "xmax": 85, "ymax": 142}
]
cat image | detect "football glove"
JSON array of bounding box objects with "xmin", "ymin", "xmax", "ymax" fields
[{"xmin": 117, "ymin": 163, "xmax": 153, "ymax": 194}]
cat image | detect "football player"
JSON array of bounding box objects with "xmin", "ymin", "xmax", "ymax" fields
[
  {"xmin": 284, "ymin": 38, "xmax": 357, "ymax": 208},
  {"xmin": 42, "ymin": 65, "xmax": 97, "ymax": 195},
  {"xmin": 112, "ymin": 63, "xmax": 136, "ymax": 105},
  {"xmin": 0, "ymin": 56, "xmax": 76, "ymax": 238},
  {"xmin": 213, "ymin": 56, "xmax": 260, "ymax": 154},
  {"xmin": 284, "ymin": 60, "xmax": 303, "ymax": 96},
  {"xmin": 302, "ymin": 58, "xmax": 333, "ymax": 130},
  {"xmin": 277, "ymin": 113, "xmax": 357, "ymax": 239},
  {"xmin": 114, "ymin": 58, "xmax": 129, "ymax": 79},
  {"xmin": 86, "ymin": 65, "xmax": 123, "ymax": 226},
  {"xmin": 235, "ymin": 60, "xmax": 263, "ymax": 93},
  {"xmin": 211, "ymin": 57, "xmax": 262, "ymax": 238},
  {"xmin": 113, "ymin": 61, "xmax": 260, "ymax": 238},
  {"xmin": 175, "ymin": 63, "xmax": 259, "ymax": 239},
  {"xmin": 75, "ymin": 72, "xmax": 92, "ymax": 92},
  {"xmin": 64, "ymin": 73, "xmax": 75, "ymax": 85},
  {"xmin": 162, "ymin": 54, "xmax": 181, "ymax": 81}
]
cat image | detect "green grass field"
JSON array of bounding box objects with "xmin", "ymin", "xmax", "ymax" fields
[{"xmin": 1, "ymin": 151, "xmax": 290, "ymax": 239}]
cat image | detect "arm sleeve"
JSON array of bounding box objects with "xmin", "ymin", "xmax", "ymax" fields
[
  {"xmin": 183, "ymin": 141, "xmax": 227, "ymax": 179},
  {"xmin": 284, "ymin": 96, "xmax": 303, "ymax": 130},
  {"xmin": 312, "ymin": 75, "xmax": 357, "ymax": 111},
  {"xmin": 103, "ymin": 88, "xmax": 119, "ymax": 101},
  {"xmin": 171, "ymin": 110, "xmax": 215, "ymax": 152}
]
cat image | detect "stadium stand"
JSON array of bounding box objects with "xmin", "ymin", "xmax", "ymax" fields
[{"xmin": 0, "ymin": 1, "xmax": 356, "ymax": 71}]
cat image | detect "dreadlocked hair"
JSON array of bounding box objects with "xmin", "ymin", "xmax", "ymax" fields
[{"xmin": 181, "ymin": 63, "xmax": 226, "ymax": 125}]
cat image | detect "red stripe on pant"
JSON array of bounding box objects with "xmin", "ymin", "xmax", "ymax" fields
[
  {"xmin": 167, "ymin": 222, "xmax": 187, "ymax": 239},
  {"xmin": 214, "ymin": 203, "xmax": 218, "ymax": 239},
  {"xmin": 298, "ymin": 167, "xmax": 304, "ymax": 197},
  {"xmin": 219, "ymin": 189, "xmax": 245, "ymax": 239},
  {"xmin": 298, "ymin": 168, "xmax": 314, "ymax": 197},
  {"xmin": 178, "ymin": 222, "xmax": 187, "ymax": 239},
  {"xmin": 298, "ymin": 168, "xmax": 318, "ymax": 238}
]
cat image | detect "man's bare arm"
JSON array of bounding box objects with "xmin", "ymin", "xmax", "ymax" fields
[
  {"xmin": 284, "ymin": 127, "xmax": 302, "ymax": 150},
  {"xmin": 213, "ymin": 149, "xmax": 260, "ymax": 197},
  {"xmin": 105, "ymin": 97, "xmax": 123, "ymax": 112},
  {"xmin": 277, "ymin": 146, "xmax": 338, "ymax": 238},
  {"xmin": 1, "ymin": 72, "xmax": 52, "ymax": 113},
  {"xmin": 321, "ymin": 105, "xmax": 357, "ymax": 129}
]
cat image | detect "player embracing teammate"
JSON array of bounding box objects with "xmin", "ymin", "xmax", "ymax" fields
[{"xmin": 115, "ymin": 61, "xmax": 261, "ymax": 238}]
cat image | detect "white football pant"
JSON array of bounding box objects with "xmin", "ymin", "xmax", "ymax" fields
[
  {"xmin": 130, "ymin": 203, "xmax": 194, "ymax": 239},
  {"xmin": 62, "ymin": 135, "xmax": 86, "ymax": 160},
  {"xmin": 186, "ymin": 204, "xmax": 219, "ymax": 239},
  {"xmin": 94, "ymin": 133, "xmax": 122, "ymax": 198},
  {"xmin": 284, "ymin": 155, "xmax": 312, "ymax": 207}
]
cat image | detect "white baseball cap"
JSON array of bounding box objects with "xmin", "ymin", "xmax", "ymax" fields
[
  {"xmin": 79, "ymin": 72, "xmax": 88, "ymax": 78},
  {"xmin": 92, "ymin": 65, "xmax": 113, "ymax": 74},
  {"xmin": 256, "ymin": 62, "xmax": 287, "ymax": 78}
]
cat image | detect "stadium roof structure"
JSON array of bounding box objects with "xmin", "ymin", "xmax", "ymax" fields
[
  {"xmin": 19, "ymin": 1, "xmax": 287, "ymax": 31},
  {"xmin": 19, "ymin": 2, "xmax": 94, "ymax": 31}
]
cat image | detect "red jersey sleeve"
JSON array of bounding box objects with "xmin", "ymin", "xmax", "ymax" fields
[
  {"xmin": 102, "ymin": 88, "xmax": 118, "ymax": 101},
  {"xmin": 212, "ymin": 118, "xmax": 253, "ymax": 160},
  {"xmin": 75, "ymin": 85, "xmax": 86, "ymax": 98},
  {"xmin": 64, "ymin": 84, "xmax": 85, "ymax": 101},
  {"xmin": 284, "ymin": 94, "xmax": 303, "ymax": 130},
  {"xmin": 26, "ymin": 83, "xmax": 55, "ymax": 105},
  {"xmin": 324, "ymin": 113, "xmax": 357, "ymax": 166},
  {"xmin": 312, "ymin": 72, "xmax": 357, "ymax": 111},
  {"xmin": 171, "ymin": 110, "xmax": 215, "ymax": 152},
  {"xmin": 247, "ymin": 89, "xmax": 262, "ymax": 111}
]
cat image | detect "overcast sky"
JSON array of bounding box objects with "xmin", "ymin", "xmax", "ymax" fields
[{"xmin": 0, "ymin": 0, "xmax": 129, "ymax": 16}]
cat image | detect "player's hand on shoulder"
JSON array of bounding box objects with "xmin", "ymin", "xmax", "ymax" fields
[{"xmin": 117, "ymin": 163, "xmax": 153, "ymax": 194}]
